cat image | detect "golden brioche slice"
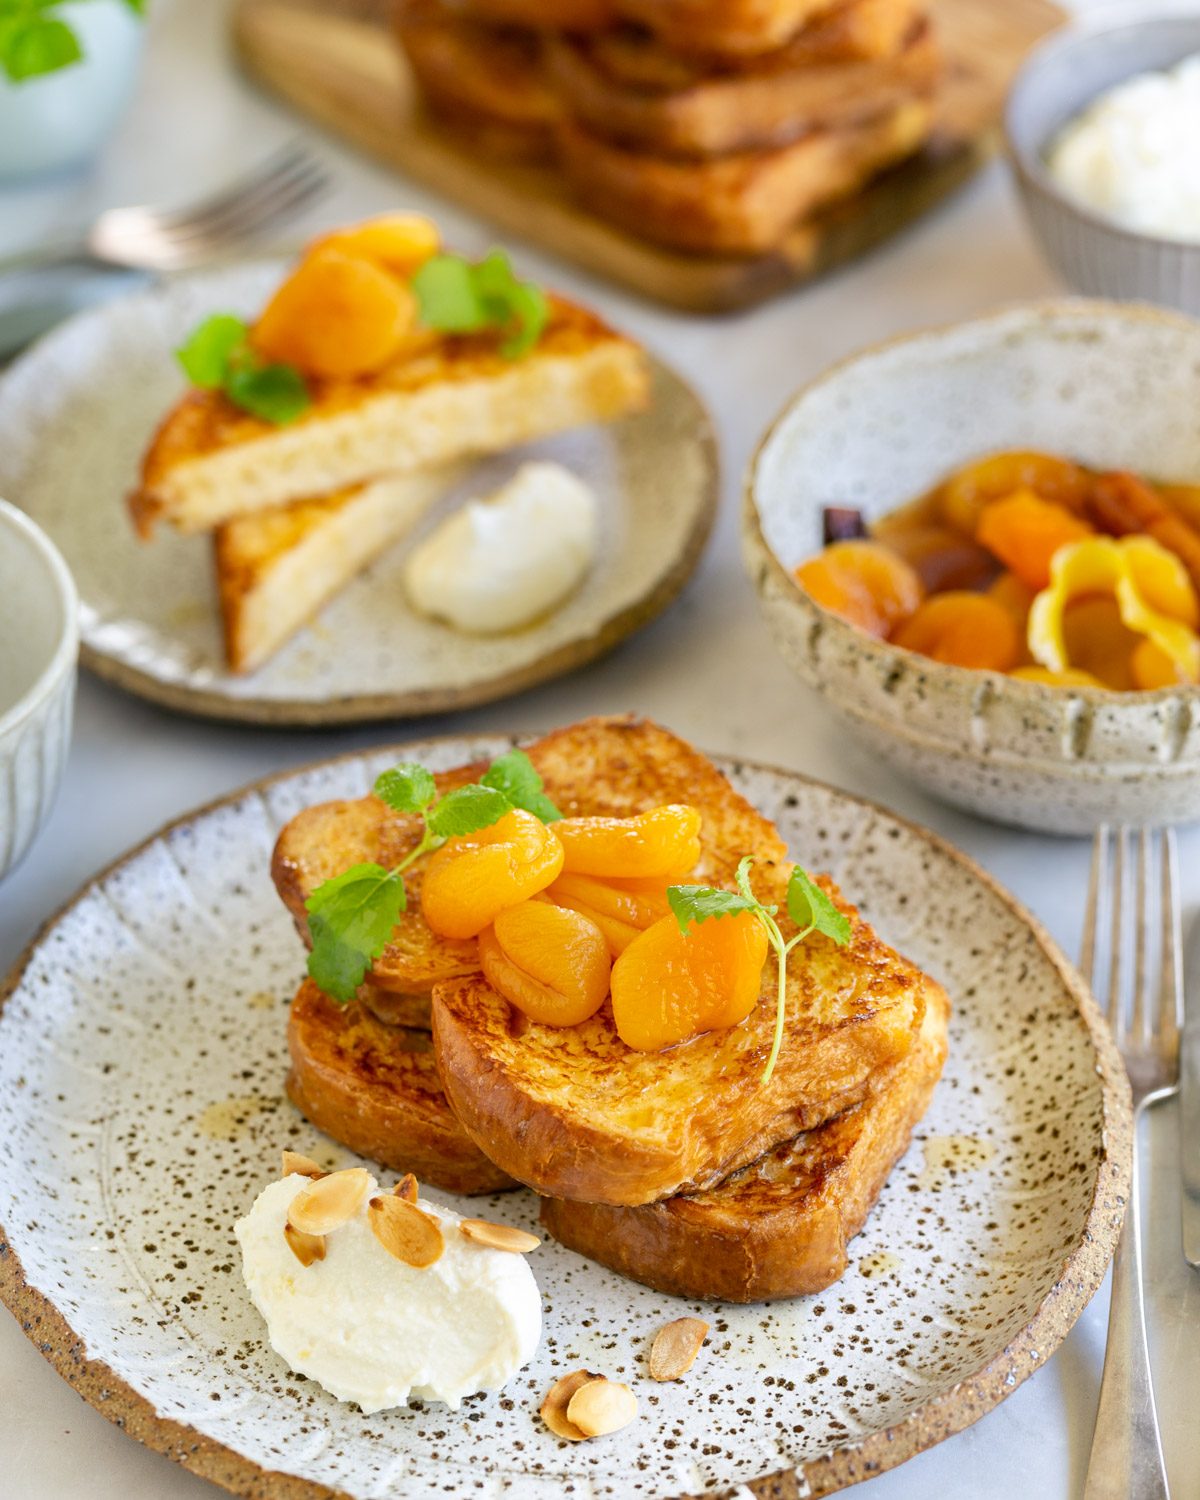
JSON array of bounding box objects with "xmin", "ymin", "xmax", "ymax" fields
[
  {"xmin": 396, "ymin": 0, "xmax": 561, "ymax": 162},
  {"xmin": 131, "ymin": 297, "xmax": 648, "ymax": 536},
  {"xmin": 548, "ymin": 16, "xmax": 938, "ymax": 156},
  {"xmin": 213, "ymin": 467, "xmax": 459, "ymax": 674},
  {"xmin": 286, "ymin": 978, "xmax": 514, "ymax": 1193},
  {"xmin": 557, "ymin": 97, "xmax": 934, "ymax": 255},
  {"xmin": 432, "ymin": 860, "xmax": 932, "ymax": 1207},
  {"xmin": 357, "ymin": 987, "xmax": 432, "ymax": 1029},
  {"xmin": 540, "ymin": 981, "xmax": 948, "ymax": 1300},
  {"xmin": 271, "ymin": 715, "xmax": 787, "ymax": 997}
]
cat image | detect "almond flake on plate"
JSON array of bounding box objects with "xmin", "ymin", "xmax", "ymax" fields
[
  {"xmin": 539, "ymin": 1370, "xmax": 599, "ymax": 1441},
  {"xmin": 459, "ymin": 1218, "xmax": 541, "ymax": 1254},
  {"xmin": 567, "ymin": 1376, "xmax": 638, "ymax": 1438},
  {"xmin": 649, "ymin": 1317, "xmax": 709, "ymax": 1380}
]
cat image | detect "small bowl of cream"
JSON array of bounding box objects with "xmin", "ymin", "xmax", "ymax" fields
[{"xmin": 1006, "ymin": 14, "xmax": 1200, "ymax": 313}]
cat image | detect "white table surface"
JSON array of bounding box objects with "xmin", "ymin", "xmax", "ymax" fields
[{"xmin": 2, "ymin": 1, "xmax": 1198, "ymax": 1496}]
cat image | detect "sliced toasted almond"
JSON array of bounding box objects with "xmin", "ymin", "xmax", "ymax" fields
[
  {"xmin": 368, "ymin": 1195, "xmax": 443, "ymax": 1267},
  {"xmin": 283, "ymin": 1222, "xmax": 326, "ymax": 1267},
  {"xmin": 566, "ymin": 1376, "xmax": 638, "ymax": 1438},
  {"xmin": 394, "ymin": 1173, "xmax": 419, "ymax": 1203},
  {"xmin": 648, "ymin": 1317, "xmax": 709, "ymax": 1381},
  {"xmin": 286, "ymin": 1167, "xmax": 370, "ymax": 1235},
  {"xmin": 459, "ymin": 1218, "xmax": 541, "ymax": 1254},
  {"xmin": 539, "ymin": 1369, "xmax": 599, "ymax": 1441},
  {"xmin": 281, "ymin": 1149, "xmax": 325, "ymax": 1180}
]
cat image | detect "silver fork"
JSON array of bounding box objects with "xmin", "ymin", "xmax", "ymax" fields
[
  {"xmin": 0, "ymin": 141, "xmax": 328, "ymax": 277},
  {"xmin": 1081, "ymin": 825, "xmax": 1181, "ymax": 1500}
]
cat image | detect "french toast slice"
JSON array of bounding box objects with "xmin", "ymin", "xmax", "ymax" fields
[
  {"xmin": 548, "ymin": 16, "xmax": 938, "ymax": 156},
  {"xmin": 557, "ymin": 96, "xmax": 935, "ymax": 255},
  {"xmin": 213, "ymin": 467, "xmax": 459, "ymax": 674},
  {"xmin": 540, "ymin": 981, "xmax": 948, "ymax": 1299},
  {"xmin": 396, "ymin": 0, "xmax": 561, "ymax": 162},
  {"xmin": 130, "ymin": 296, "xmax": 648, "ymax": 536},
  {"xmin": 271, "ymin": 715, "xmax": 788, "ymax": 996},
  {"xmin": 286, "ymin": 978, "xmax": 514, "ymax": 1193},
  {"xmin": 432, "ymin": 861, "xmax": 932, "ymax": 1206}
]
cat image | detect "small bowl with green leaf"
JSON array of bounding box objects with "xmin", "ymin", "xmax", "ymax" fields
[{"xmin": 0, "ymin": 0, "xmax": 146, "ymax": 181}]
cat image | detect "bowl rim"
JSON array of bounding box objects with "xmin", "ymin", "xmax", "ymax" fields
[
  {"xmin": 1003, "ymin": 11, "xmax": 1200, "ymax": 253},
  {"xmin": 744, "ymin": 295, "xmax": 1200, "ymax": 712},
  {"xmin": 0, "ymin": 497, "xmax": 79, "ymax": 742}
]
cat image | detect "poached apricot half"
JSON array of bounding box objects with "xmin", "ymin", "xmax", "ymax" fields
[
  {"xmin": 795, "ymin": 540, "xmax": 923, "ymax": 639},
  {"xmin": 545, "ymin": 871, "xmax": 673, "ymax": 957},
  {"xmin": 421, "ymin": 809, "xmax": 563, "ymax": 940},
  {"xmin": 479, "ymin": 901, "xmax": 610, "ymax": 1027},
  {"xmin": 553, "ymin": 804, "xmax": 701, "ymax": 881},
  {"xmin": 610, "ymin": 910, "xmax": 768, "ymax": 1052},
  {"xmin": 254, "ymin": 248, "xmax": 418, "ymax": 380}
]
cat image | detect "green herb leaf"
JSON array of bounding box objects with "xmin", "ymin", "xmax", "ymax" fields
[
  {"xmin": 411, "ymin": 255, "xmax": 487, "ymax": 333},
  {"xmin": 667, "ymin": 883, "xmax": 758, "ymax": 935},
  {"xmin": 2, "ymin": 15, "xmax": 81, "ymax": 82},
  {"xmin": 412, "ymin": 249, "xmax": 547, "ymax": 359},
  {"xmin": 122, "ymin": 0, "xmax": 148, "ymax": 15},
  {"xmin": 225, "ymin": 361, "xmax": 310, "ymax": 425},
  {"xmin": 176, "ymin": 311, "xmax": 310, "ymax": 425},
  {"xmin": 481, "ymin": 748, "xmax": 561, "ymax": 822},
  {"xmin": 176, "ymin": 314, "xmax": 248, "ymax": 387},
  {"xmin": 305, "ymin": 863, "xmax": 407, "ymax": 1003},
  {"xmin": 428, "ymin": 783, "xmax": 513, "ymax": 840},
  {"xmin": 374, "ymin": 763, "xmax": 437, "ymax": 815},
  {"xmin": 787, "ymin": 867, "xmax": 852, "ymax": 946}
]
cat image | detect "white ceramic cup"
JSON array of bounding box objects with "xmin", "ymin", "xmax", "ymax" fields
[{"xmin": 0, "ymin": 499, "xmax": 78, "ymax": 880}]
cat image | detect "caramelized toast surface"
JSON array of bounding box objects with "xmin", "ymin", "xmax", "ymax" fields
[
  {"xmin": 433, "ymin": 860, "xmax": 932, "ymax": 1206},
  {"xmin": 557, "ymin": 97, "xmax": 934, "ymax": 255},
  {"xmin": 271, "ymin": 716, "xmax": 788, "ymax": 996},
  {"xmin": 286, "ymin": 978, "xmax": 514, "ymax": 1193},
  {"xmin": 540, "ymin": 981, "xmax": 948, "ymax": 1298},
  {"xmin": 132, "ymin": 296, "xmax": 647, "ymax": 535},
  {"xmin": 549, "ymin": 16, "xmax": 936, "ymax": 156}
]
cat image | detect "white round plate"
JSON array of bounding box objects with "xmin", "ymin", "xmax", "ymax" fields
[
  {"xmin": 0, "ymin": 266, "xmax": 717, "ymax": 724},
  {"xmin": 0, "ymin": 738, "xmax": 1129, "ymax": 1498}
]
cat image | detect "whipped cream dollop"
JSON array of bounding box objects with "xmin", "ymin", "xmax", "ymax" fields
[
  {"xmin": 1046, "ymin": 54, "xmax": 1200, "ymax": 241},
  {"xmin": 235, "ymin": 1173, "xmax": 542, "ymax": 1413},
  {"xmin": 404, "ymin": 461, "xmax": 598, "ymax": 633}
]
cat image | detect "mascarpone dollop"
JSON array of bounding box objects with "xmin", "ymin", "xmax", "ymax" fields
[
  {"xmin": 1046, "ymin": 54, "xmax": 1200, "ymax": 241},
  {"xmin": 235, "ymin": 1173, "xmax": 542, "ymax": 1413},
  {"xmin": 404, "ymin": 461, "xmax": 598, "ymax": 633}
]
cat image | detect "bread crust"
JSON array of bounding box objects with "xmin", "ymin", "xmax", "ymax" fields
[
  {"xmin": 286, "ymin": 979, "xmax": 514, "ymax": 1193},
  {"xmin": 540, "ymin": 983, "xmax": 949, "ymax": 1299}
]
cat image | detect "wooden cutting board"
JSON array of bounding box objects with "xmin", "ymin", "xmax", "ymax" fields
[{"xmin": 232, "ymin": 0, "xmax": 1064, "ymax": 312}]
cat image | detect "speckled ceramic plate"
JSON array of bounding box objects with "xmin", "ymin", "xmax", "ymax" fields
[
  {"xmin": 0, "ymin": 266, "xmax": 717, "ymax": 725},
  {"xmin": 0, "ymin": 738, "xmax": 1130, "ymax": 1499}
]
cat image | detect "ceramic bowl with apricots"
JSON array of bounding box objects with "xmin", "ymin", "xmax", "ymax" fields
[{"xmin": 743, "ymin": 300, "xmax": 1200, "ymax": 834}]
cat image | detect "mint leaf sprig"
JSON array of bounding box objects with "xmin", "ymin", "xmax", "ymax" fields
[
  {"xmin": 305, "ymin": 749, "xmax": 560, "ymax": 1003},
  {"xmin": 1, "ymin": 0, "xmax": 146, "ymax": 85},
  {"xmin": 668, "ymin": 857, "xmax": 851, "ymax": 1086},
  {"xmin": 176, "ymin": 313, "xmax": 310, "ymax": 425},
  {"xmin": 411, "ymin": 249, "xmax": 548, "ymax": 359}
]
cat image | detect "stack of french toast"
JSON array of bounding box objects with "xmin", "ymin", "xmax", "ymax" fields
[
  {"xmin": 127, "ymin": 216, "xmax": 648, "ymax": 673},
  {"xmin": 271, "ymin": 716, "xmax": 948, "ymax": 1301},
  {"xmin": 394, "ymin": 0, "xmax": 942, "ymax": 255}
]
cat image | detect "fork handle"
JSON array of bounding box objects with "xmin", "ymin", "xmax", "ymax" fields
[
  {"xmin": 1084, "ymin": 1121, "xmax": 1170, "ymax": 1499},
  {"xmin": 0, "ymin": 240, "xmax": 102, "ymax": 278}
]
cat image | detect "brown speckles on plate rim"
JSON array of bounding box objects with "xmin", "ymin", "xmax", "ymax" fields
[{"xmin": 0, "ymin": 733, "xmax": 1132, "ymax": 1498}]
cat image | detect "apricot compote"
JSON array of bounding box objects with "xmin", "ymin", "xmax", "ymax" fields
[
  {"xmin": 421, "ymin": 809, "xmax": 563, "ymax": 940},
  {"xmin": 478, "ymin": 902, "xmax": 610, "ymax": 1026},
  {"xmin": 552, "ymin": 804, "xmax": 701, "ymax": 879},
  {"xmin": 610, "ymin": 910, "xmax": 768, "ymax": 1052}
]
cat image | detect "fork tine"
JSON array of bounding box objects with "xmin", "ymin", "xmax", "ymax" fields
[
  {"xmin": 1081, "ymin": 824, "xmax": 1107, "ymax": 989},
  {"xmin": 151, "ymin": 142, "xmax": 318, "ymax": 233},
  {"xmin": 1132, "ymin": 827, "xmax": 1150, "ymax": 1039},
  {"xmin": 1160, "ymin": 827, "xmax": 1182, "ymax": 1053},
  {"xmin": 157, "ymin": 155, "xmax": 328, "ymax": 247},
  {"xmin": 1108, "ymin": 826, "xmax": 1127, "ymax": 1034}
]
